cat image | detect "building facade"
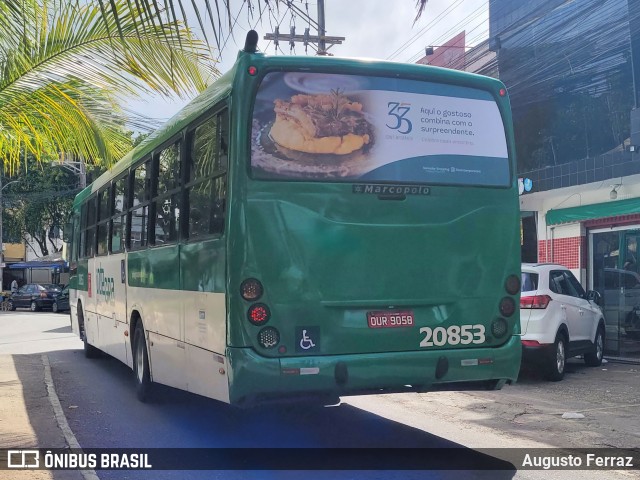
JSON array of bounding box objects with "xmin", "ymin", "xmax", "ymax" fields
[
  {"xmin": 520, "ymin": 163, "xmax": 640, "ymax": 360},
  {"xmin": 489, "ymin": 0, "xmax": 640, "ymax": 360},
  {"xmin": 1, "ymin": 242, "xmax": 26, "ymax": 291}
]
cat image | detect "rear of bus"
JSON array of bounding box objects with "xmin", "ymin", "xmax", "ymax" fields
[{"xmin": 225, "ymin": 52, "xmax": 521, "ymax": 406}]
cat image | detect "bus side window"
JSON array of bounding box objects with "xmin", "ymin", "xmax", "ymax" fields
[
  {"xmin": 154, "ymin": 142, "xmax": 181, "ymax": 245},
  {"xmin": 85, "ymin": 196, "xmax": 97, "ymax": 257},
  {"xmin": 96, "ymin": 186, "xmax": 111, "ymax": 256},
  {"xmin": 69, "ymin": 213, "xmax": 80, "ymax": 264},
  {"xmin": 111, "ymin": 176, "xmax": 127, "ymax": 253},
  {"xmin": 130, "ymin": 160, "xmax": 151, "ymax": 250},
  {"xmin": 79, "ymin": 204, "xmax": 87, "ymax": 258},
  {"xmin": 187, "ymin": 109, "xmax": 228, "ymax": 239},
  {"xmin": 210, "ymin": 178, "xmax": 226, "ymax": 233}
]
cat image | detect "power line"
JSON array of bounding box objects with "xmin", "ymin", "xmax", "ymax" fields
[
  {"xmin": 263, "ymin": 0, "xmax": 344, "ymax": 56},
  {"xmin": 404, "ymin": 1, "xmax": 491, "ymax": 64},
  {"xmin": 386, "ymin": 0, "xmax": 467, "ymax": 61}
]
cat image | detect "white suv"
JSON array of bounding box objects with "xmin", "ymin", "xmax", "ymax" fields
[{"xmin": 520, "ymin": 263, "xmax": 605, "ymax": 381}]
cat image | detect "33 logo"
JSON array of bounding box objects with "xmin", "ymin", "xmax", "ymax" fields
[{"xmin": 386, "ymin": 102, "xmax": 412, "ymax": 134}]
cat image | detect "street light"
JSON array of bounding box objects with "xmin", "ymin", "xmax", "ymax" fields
[
  {"xmin": 423, "ymin": 45, "xmax": 475, "ymax": 69},
  {"xmin": 425, "ymin": 45, "xmax": 470, "ymax": 56},
  {"xmin": 0, "ymin": 177, "xmax": 20, "ymax": 292}
]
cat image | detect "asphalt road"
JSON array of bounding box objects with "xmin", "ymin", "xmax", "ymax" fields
[
  {"xmin": 1, "ymin": 311, "xmax": 638, "ymax": 480},
  {"xmin": 0, "ymin": 310, "xmax": 79, "ymax": 355}
]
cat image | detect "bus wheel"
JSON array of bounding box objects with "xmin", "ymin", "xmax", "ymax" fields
[
  {"xmin": 79, "ymin": 307, "xmax": 100, "ymax": 359},
  {"xmin": 133, "ymin": 323, "xmax": 152, "ymax": 402}
]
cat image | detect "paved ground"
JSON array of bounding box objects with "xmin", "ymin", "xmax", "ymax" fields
[
  {"xmin": 472, "ymin": 359, "xmax": 640, "ymax": 449},
  {"xmin": 348, "ymin": 358, "xmax": 640, "ymax": 449},
  {"xmin": 0, "ymin": 354, "xmax": 84, "ymax": 480},
  {"xmin": 1, "ymin": 310, "xmax": 639, "ymax": 479},
  {"xmin": 0, "ymin": 311, "xmax": 84, "ymax": 480}
]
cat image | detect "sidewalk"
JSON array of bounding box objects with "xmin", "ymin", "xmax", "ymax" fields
[{"xmin": 0, "ymin": 354, "xmax": 84, "ymax": 480}]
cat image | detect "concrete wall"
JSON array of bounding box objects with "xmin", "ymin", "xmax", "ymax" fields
[
  {"xmin": 3, "ymin": 243, "xmax": 25, "ymax": 262},
  {"xmin": 520, "ymin": 172, "xmax": 640, "ymax": 284}
]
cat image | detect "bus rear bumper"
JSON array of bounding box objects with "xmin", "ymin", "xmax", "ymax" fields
[{"xmin": 227, "ymin": 335, "xmax": 521, "ymax": 407}]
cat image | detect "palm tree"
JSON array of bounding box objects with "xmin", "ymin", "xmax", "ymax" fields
[
  {"xmin": 0, "ymin": 0, "xmax": 429, "ymax": 170},
  {"xmin": 19, "ymin": 1, "xmax": 430, "ymax": 55},
  {"xmin": 0, "ymin": 0, "xmax": 218, "ymax": 170}
]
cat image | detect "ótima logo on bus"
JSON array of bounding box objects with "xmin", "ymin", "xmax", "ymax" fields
[
  {"xmin": 386, "ymin": 102, "xmax": 412, "ymax": 134},
  {"xmin": 96, "ymin": 265, "xmax": 115, "ymax": 301}
]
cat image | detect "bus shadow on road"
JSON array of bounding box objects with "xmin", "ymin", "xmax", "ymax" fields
[
  {"xmin": 516, "ymin": 358, "xmax": 600, "ymax": 384},
  {"xmin": 42, "ymin": 325, "xmax": 73, "ymax": 334},
  {"xmin": 40, "ymin": 350, "xmax": 519, "ymax": 479}
]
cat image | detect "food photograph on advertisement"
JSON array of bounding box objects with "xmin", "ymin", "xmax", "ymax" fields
[{"xmin": 251, "ymin": 71, "xmax": 510, "ymax": 186}]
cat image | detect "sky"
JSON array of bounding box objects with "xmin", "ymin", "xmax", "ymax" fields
[{"xmin": 126, "ymin": 0, "xmax": 489, "ymax": 124}]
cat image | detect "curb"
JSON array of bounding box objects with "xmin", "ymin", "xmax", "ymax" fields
[{"xmin": 42, "ymin": 355, "xmax": 100, "ymax": 480}]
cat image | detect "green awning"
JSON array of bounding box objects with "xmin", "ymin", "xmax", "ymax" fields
[{"xmin": 546, "ymin": 197, "xmax": 640, "ymax": 225}]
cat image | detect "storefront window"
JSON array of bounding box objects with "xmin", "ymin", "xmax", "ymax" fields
[{"xmin": 590, "ymin": 229, "xmax": 640, "ymax": 359}]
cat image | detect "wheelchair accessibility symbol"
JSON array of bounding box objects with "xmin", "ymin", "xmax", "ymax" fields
[
  {"xmin": 299, "ymin": 330, "xmax": 316, "ymax": 350},
  {"xmin": 295, "ymin": 327, "xmax": 320, "ymax": 352}
]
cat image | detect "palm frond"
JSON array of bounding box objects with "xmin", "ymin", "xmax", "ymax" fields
[
  {"xmin": 7, "ymin": 1, "xmax": 430, "ymax": 55},
  {"xmin": 2, "ymin": 1, "xmax": 217, "ymax": 97},
  {"xmin": 0, "ymin": 0, "xmax": 218, "ymax": 170},
  {"xmin": 0, "ymin": 78, "xmax": 131, "ymax": 170},
  {"xmin": 414, "ymin": 0, "xmax": 429, "ymax": 23}
]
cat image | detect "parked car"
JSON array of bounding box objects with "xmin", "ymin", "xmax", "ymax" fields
[
  {"xmin": 52, "ymin": 285, "xmax": 70, "ymax": 313},
  {"xmin": 8, "ymin": 283, "xmax": 63, "ymax": 312},
  {"xmin": 520, "ymin": 263, "xmax": 606, "ymax": 381}
]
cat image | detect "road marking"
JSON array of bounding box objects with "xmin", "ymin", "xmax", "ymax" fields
[{"xmin": 42, "ymin": 354, "xmax": 100, "ymax": 480}]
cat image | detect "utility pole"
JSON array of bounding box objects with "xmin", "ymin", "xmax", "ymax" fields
[
  {"xmin": 263, "ymin": 0, "xmax": 345, "ymax": 56},
  {"xmin": 317, "ymin": 0, "xmax": 327, "ymax": 55},
  {"xmin": 58, "ymin": 153, "xmax": 86, "ymax": 189}
]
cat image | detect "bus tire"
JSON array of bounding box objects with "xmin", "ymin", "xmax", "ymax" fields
[
  {"xmin": 133, "ymin": 323, "xmax": 152, "ymax": 402},
  {"xmin": 79, "ymin": 306, "xmax": 100, "ymax": 359}
]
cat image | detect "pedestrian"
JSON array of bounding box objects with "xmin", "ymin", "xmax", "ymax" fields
[
  {"xmin": 10, "ymin": 279, "xmax": 18, "ymax": 294},
  {"xmin": 624, "ymin": 238, "xmax": 638, "ymax": 270}
]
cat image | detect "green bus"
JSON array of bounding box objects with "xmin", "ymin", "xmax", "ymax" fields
[{"xmin": 67, "ymin": 31, "xmax": 522, "ymax": 407}]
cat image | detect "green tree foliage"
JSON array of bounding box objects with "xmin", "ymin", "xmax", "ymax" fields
[
  {"xmin": 4, "ymin": 157, "xmax": 84, "ymax": 257},
  {"xmin": 0, "ymin": 0, "xmax": 218, "ymax": 171},
  {"xmin": 1, "ymin": 0, "xmax": 429, "ymax": 172}
]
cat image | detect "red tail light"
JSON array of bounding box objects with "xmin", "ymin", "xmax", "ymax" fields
[
  {"xmin": 505, "ymin": 275, "xmax": 520, "ymax": 295},
  {"xmin": 499, "ymin": 297, "xmax": 516, "ymax": 317},
  {"xmin": 247, "ymin": 303, "xmax": 270, "ymax": 325},
  {"xmin": 520, "ymin": 295, "xmax": 551, "ymax": 309}
]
